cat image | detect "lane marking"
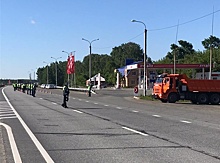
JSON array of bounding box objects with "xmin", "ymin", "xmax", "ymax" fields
[
  {"xmin": 0, "ymin": 110, "xmax": 14, "ymax": 113},
  {"xmin": 0, "ymin": 114, "xmax": 16, "ymax": 117},
  {"xmin": 0, "ymin": 116, "xmax": 17, "ymax": 120},
  {"xmin": 39, "ymin": 98, "xmax": 43, "ymax": 100},
  {"xmin": 0, "ymin": 123, "xmax": 22, "ymax": 163},
  {"xmin": 116, "ymin": 107, "xmax": 122, "ymax": 109},
  {"xmin": 85, "ymin": 101, "xmax": 89, "ymax": 103},
  {"xmin": 2, "ymin": 87, "xmax": 54, "ymax": 163},
  {"xmin": 0, "ymin": 108, "xmax": 12, "ymax": 111},
  {"xmin": 181, "ymin": 120, "xmax": 192, "ymax": 124},
  {"xmin": 51, "ymin": 102, "xmax": 57, "ymax": 105},
  {"xmin": 94, "ymin": 103, "xmax": 98, "ymax": 105},
  {"xmin": 104, "ymin": 105, "xmax": 109, "ymax": 107},
  {"xmin": 72, "ymin": 98, "xmax": 76, "ymax": 99},
  {"xmin": 152, "ymin": 115, "xmax": 161, "ymax": 118},
  {"xmin": 73, "ymin": 110, "xmax": 83, "ymax": 114},
  {"xmin": 132, "ymin": 110, "xmax": 139, "ymax": 113},
  {"xmin": 122, "ymin": 127, "xmax": 148, "ymax": 136}
]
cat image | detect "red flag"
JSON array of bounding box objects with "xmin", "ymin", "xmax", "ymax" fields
[{"xmin": 66, "ymin": 53, "xmax": 75, "ymax": 74}]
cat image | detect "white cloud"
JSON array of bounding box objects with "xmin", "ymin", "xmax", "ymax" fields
[{"xmin": 30, "ymin": 19, "xmax": 36, "ymax": 25}]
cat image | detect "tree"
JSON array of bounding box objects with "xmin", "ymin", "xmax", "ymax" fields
[
  {"xmin": 202, "ymin": 35, "xmax": 220, "ymax": 49},
  {"xmin": 165, "ymin": 40, "xmax": 195, "ymax": 61},
  {"xmin": 110, "ymin": 42, "xmax": 143, "ymax": 67}
]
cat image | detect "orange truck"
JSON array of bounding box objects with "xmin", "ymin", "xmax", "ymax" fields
[{"xmin": 152, "ymin": 73, "xmax": 220, "ymax": 104}]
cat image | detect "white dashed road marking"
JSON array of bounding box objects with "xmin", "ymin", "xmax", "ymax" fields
[
  {"xmin": 73, "ymin": 110, "xmax": 83, "ymax": 114},
  {"xmin": 122, "ymin": 127, "xmax": 148, "ymax": 136},
  {"xmin": 181, "ymin": 120, "xmax": 192, "ymax": 124},
  {"xmin": 152, "ymin": 115, "xmax": 161, "ymax": 118}
]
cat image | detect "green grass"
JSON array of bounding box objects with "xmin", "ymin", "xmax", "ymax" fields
[{"xmin": 140, "ymin": 95, "xmax": 158, "ymax": 101}]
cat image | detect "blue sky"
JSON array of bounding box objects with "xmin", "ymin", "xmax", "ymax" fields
[{"xmin": 1, "ymin": 0, "xmax": 220, "ymax": 79}]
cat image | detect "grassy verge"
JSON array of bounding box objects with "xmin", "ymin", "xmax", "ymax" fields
[{"xmin": 139, "ymin": 95, "xmax": 158, "ymax": 101}]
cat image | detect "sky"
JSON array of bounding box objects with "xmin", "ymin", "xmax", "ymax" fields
[{"xmin": 0, "ymin": 0, "xmax": 220, "ymax": 79}]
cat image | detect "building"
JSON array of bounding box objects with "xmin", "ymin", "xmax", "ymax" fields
[
  {"xmin": 116, "ymin": 61, "xmax": 211, "ymax": 88},
  {"xmin": 196, "ymin": 72, "xmax": 220, "ymax": 80}
]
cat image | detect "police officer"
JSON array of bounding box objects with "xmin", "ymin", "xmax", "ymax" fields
[
  {"xmin": 88, "ymin": 84, "xmax": 93, "ymax": 97},
  {"xmin": 32, "ymin": 83, "xmax": 36, "ymax": 97},
  {"xmin": 62, "ymin": 83, "xmax": 70, "ymax": 108},
  {"xmin": 13, "ymin": 83, "xmax": 17, "ymax": 91}
]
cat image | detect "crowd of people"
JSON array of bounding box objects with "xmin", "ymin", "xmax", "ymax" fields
[{"xmin": 12, "ymin": 83, "xmax": 37, "ymax": 97}]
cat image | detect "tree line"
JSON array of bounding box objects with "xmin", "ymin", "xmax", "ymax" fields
[{"xmin": 37, "ymin": 35, "xmax": 220, "ymax": 87}]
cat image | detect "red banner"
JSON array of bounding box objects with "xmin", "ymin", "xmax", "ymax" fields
[{"xmin": 67, "ymin": 53, "xmax": 75, "ymax": 74}]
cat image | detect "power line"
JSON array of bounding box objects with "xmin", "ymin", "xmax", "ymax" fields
[
  {"xmin": 149, "ymin": 9, "xmax": 220, "ymax": 31},
  {"xmin": 94, "ymin": 9, "xmax": 220, "ymax": 51}
]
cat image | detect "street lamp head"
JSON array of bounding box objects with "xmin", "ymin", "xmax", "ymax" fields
[{"xmin": 131, "ymin": 19, "xmax": 137, "ymax": 22}]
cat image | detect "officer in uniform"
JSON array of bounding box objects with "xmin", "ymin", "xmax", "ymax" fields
[
  {"xmin": 62, "ymin": 84, "xmax": 70, "ymax": 108},
  {"xmin": 88, "ymin": 84, "xmax": 93, "ymax": 97},
  {"xmin": 32, "ymin": 83, "xmax": 36, "ymax": 97}
]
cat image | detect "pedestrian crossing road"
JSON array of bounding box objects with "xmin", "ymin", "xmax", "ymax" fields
[{"xmin": 0, "ymin": 101, "xmax": 17, "ymax": 120}]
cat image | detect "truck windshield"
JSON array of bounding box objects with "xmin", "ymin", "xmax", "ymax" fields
[{"xmin": 155, "ymin": 77, "xmax": 163, "ymax": 83}]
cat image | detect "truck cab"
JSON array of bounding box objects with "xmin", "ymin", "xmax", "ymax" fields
[{"xmin": 153, "ymin": 74, "xmax": 182, "ymax": 103}]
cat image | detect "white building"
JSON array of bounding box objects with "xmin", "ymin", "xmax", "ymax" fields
[{"xmin": 196, "ymin": 72, "xmax": 220, "ymax": 80}]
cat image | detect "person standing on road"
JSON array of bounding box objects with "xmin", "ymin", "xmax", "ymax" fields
[
  {"xmin": 62, "ymin": 83, "xmax": 70, "ymax": 108},
  {"xmin": 88, "ymin": 84, "xmax": 93, "ymax": 97}
]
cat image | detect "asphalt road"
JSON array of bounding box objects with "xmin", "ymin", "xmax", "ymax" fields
[{"xmin": 0, "ymin": 86, "xmax": 220, "ymax": 163}]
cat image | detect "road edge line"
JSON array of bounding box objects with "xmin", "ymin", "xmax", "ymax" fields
[{"xmin": 2, "ymin": 87, "xmax": 54, "ymax": 163}]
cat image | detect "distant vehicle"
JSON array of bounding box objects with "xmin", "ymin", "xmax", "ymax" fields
[
  {"xmin": 45, "ymin": 84, "xmax": 55, "ymax": 89},
  {"xmin": 40, "ymin": 84, "xmax": 46, "ymax": 88}
]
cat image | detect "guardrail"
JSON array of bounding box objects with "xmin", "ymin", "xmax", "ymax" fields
[{"xmin": 56, "ymin": 86, "xmax": 88, "ymax": 92}]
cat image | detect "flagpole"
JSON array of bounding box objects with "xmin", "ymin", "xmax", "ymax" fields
[{"xmin": 73, "ymin": 51, "xmax": 76, "ymax": 88}]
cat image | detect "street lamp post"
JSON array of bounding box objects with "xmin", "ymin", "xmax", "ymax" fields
[
  {"xmin": 43, "ymin": 61, "xmax": 49, "ymax": 84},
  {"xmin": 131, "ymin": 19, "xmax": 147, "ymax": 96},
  {"xmin": 82, "ymin": 38, "xmax": 99, "ymax": 84},
  {"xmin": 51, "ymin": 57, "xmax": 62, "ymax": 86}
]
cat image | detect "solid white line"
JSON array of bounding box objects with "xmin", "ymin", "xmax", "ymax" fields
[
  {"xmin": 0, "ymin": 110, "xmax": 14, "ymax": 113},
  {"xmin": 0, "ymin": 114, "xmax": 16, "ymax": 117},
  {"xmin": 73, "ymin": 110, "xmax": 83, "ymax": 114},
  {"xmin": 0, "ymin": 123, "xmax": 22, "ymax": 163},
  {"xmin": 152, "ymin": 115, "xmax": 161, "ymax": 118},
  {"xmin": 122, "ymin": 127, "xmax": 148, "ymax": 136},
  {"xmin": 2, "ymin": 88, "xmax": 54, "ymax": 163},
  {"xmin": 181, "ymin": 120, "xmax": 192, "ymax": 124},
  {"xmin": 0, "ymin": 108, "xmax": 12, "ymax": 110},
  {"xmin": 0, "ymin": 116, "xmax": 17, "ymax": 120},
  {"xmin": 132, "ymin": 110, "xmax": 139, "ymax": 113}
]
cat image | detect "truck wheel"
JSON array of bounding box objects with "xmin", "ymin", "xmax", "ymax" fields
[
  {"xmin": 161, "ymin": 99, "xmax": 168, "ymax": 103},
  {"xmin": 168, "ymin": 93, "xmax": 178, "ymax": 103},
  {"xmin": 190, "ymin": 100, "xmax": 197, "ymax": 104},
  {"xmin": 197, "ymin": 93, "xmax": 209, "ymax": 104},
  {"xmin": 210, "ymin": 94, "xmax": 220, "ymax": 105}
]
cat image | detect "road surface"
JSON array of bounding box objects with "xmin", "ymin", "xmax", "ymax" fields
[{"xmin": 0, "ymin": 86, "xmax": 220, "ymax": 163}]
